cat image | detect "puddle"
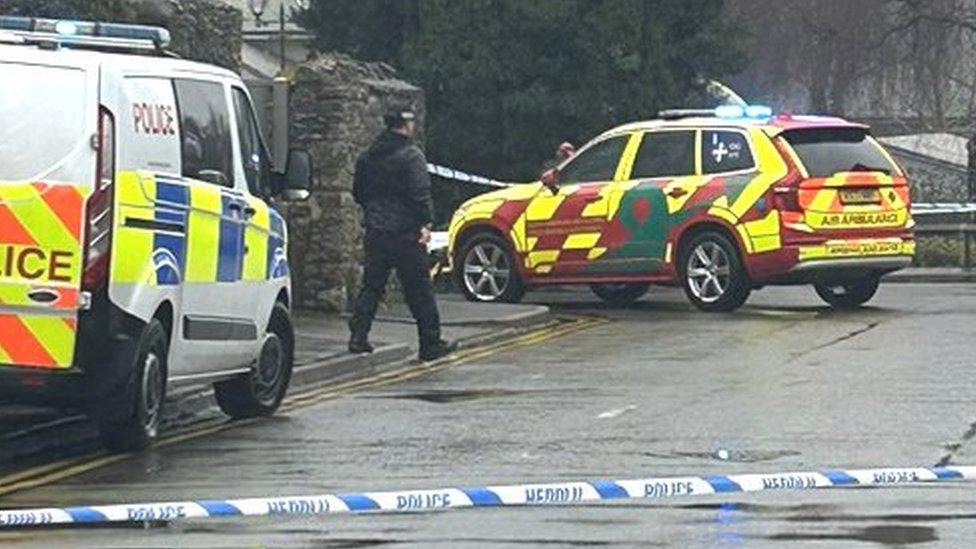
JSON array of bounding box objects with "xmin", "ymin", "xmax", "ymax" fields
[
  {"xmin": 765, "ymin": 525, "xmax": 937, "ymax": 545},
  {"xmin": 678, "ymin": 502, "xmax": 839, "ymax": 516},
  {"xmin": 307, "ymin": 539, "xmax": 397, "ymax": 548},
  {"xmin": 546, "ymin": 517, "xmax": 641, "ymax": 526},
  {"xmin": 361, "ymin": 388, "xmax": 555, "ymax": 404},
  {"xmin": 642, "ymin": 448, "xmax": 800, "ymax": 463}
]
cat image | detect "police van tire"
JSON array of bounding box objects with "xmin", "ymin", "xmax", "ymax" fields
[
  {"xmin": 814, "ymin": 276, "xmax": 880, "ymax": 309},
  {"xmin": 96, "ymin": 318, "xmax": 168, "ymax": 453},
  {"xmin": 679, "ymin": 231, "xmax": 751, "ymax": 312},
  {"xmin": 214, "ymin": 303, "xmax": 294, "ymax": 419},
  {"xmin": 589, "ymin": 283, "xmax": 650, "ymax": 306},
  {"xmin": 456, "ymin": 232, "xmax": 525, "ymax": 303}
]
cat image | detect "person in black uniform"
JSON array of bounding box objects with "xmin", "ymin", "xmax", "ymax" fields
[{"xmin": 348, "ymin": 107, "xmax": 457, "ymax": 362}]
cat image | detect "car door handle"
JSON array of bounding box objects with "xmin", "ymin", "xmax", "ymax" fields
[
  {"xmin": 27, "ymin": 288, "xmax": 59, "ymax": 304},
  {"xmin": 667, "ymin": 187, "xmax": 689, "ymax": 198},
  {"xmin": 243, "ymin": 206, "xmax": 257, "ymax": 217}
]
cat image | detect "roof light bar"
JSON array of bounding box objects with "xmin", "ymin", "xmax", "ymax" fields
[
  {"xmin": 744, "ymin": 105, "xmax": 773, "ymax": 118},
  {"xmin": 0, "ymin": 16, "xmax": 170, "ymax": 51},
  {"xmin": 658, "ymin": 109, "xmax": 716, "ymax": 120},
  {"xmin": 715, "ymin": 104, "xmax": 773, "ymax": 119},
  {"xmin": 658, "ymin": 105, "xmax": 774, "ymax": 121}
]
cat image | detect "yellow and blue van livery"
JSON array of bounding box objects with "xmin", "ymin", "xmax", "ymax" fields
[{"xmin": 0, "ymin": 17, "xmax": 311, "ymax": 451}]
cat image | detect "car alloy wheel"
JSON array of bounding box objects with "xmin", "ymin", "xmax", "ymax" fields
[
  {"xmin": 463, "ymin": 241, "xmax": 511, "ymax": 301},
  {"xmin": 686, "ymin": 241, "xmax": 731, "ymax": 304},
  {"xmin": 252, "ymin": 333, "xmax": 285, "ymax": 406},
  {"xmin": 140, "ymin": 350, "xmax": 163, "ymax": 440}
]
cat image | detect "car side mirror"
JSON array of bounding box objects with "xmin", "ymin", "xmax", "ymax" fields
[
  {"xmin": 275, "ymin": 149, "xmax": 312, "ymax": 200},
  {"xmin": 540, "ymin": 168, "xmax": 560, "ymax": 192},
  {"xmin": 197, "ymin": 169, "xmax": 230, "ymax": 187}
]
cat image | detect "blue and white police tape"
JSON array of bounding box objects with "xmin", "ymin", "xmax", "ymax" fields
[
  {"xmin": 426, "ymin": 161, "xmax": 976, "ymax": 213},
  {"xmin": 426, "ymin": 163, "xmax": 976, "ymax": 215},
  {"xmin": 911, "ymin": 202, "xmax": 976, "ymax": 215},
  {"xmin": 427, "ymin": 162, "xmax": 512, "ymax": 188},
  {"xmin": 2, "ymin": 464, "xmax": 975, "ymax": 527}
]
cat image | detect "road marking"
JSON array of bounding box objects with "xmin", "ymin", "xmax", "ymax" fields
[
  {"xmin": 1, "ymin": 464, "xmax": 973, "ymax": 527},
  {"xmin": 0, "ymin": 316, "xmax": 607, "ymax": 498},
  {"xmin": 597, "ymin": 405, "xmax": 636, "ymax": 419}
]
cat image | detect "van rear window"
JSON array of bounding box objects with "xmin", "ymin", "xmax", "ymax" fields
[
  {"xmin": 0, "ymin": 63, "xmax": 89, "ymax": 181},
  {"xmin": 782, "ymin": 128, "xmax": 897, "ymax": 178}
]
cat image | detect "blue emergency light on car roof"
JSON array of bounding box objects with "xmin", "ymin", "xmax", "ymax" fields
[
  {"xmin": 0, "ymin": 15, "xmax": 171, "ymax": 50},
  {"xmin": 714, "ymin": 104, "xmax": 773, "ymax": 119},
  {"xmin": 658, "ymin": 104, "xmax": 775, "ymax": 121}
]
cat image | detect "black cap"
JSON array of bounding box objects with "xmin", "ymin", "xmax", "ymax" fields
[{"xmin": 383, "ymin": 107, "xmax": 416, "ymax": 128}]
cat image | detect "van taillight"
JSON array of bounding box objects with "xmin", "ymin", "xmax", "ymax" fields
[
  {"xmin": 771, "ymin": 137, "xmax": 803, "ymax": 213},
  {"xmin": 82, "ymin": 107, "xmax": 115, "ymax": 291}
]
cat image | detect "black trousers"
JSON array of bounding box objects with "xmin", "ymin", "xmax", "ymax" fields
[{"xmin": 349, "ymin": 230, "xmax": 441, "ymax": 345}]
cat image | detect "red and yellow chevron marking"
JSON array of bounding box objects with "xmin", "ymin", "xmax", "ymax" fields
[
  {"xmin": 0, "ymin": 313, "xmax": 77, "ymax": 369},
  {"xmin": 0, "ymin": 181, "xmax": 87, "ymax": 369}
]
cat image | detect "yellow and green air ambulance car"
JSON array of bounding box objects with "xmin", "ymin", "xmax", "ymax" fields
[{"xmin": 448, "ymin": 106, "xmax": 913, "ymax": 311}]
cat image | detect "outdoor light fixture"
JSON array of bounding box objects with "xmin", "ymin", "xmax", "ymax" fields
[{"xmin": 249, "ymin": 0, "xmax": 270, "ymax": 27}]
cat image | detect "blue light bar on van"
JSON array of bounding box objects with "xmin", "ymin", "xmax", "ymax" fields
[
  {"xmin": 715, "ymin": 104, "xmax": 773, "ymax": 119},
  {"xmin": 0, "ymin": 16, "xmax": 170, "ymax": 50}
]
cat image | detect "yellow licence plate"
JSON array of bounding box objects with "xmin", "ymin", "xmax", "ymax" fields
[{"xmin": 839, "ymin": 188, "xmax": 881, "ymax": 204}]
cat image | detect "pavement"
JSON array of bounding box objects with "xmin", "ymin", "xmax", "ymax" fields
[
  {"xmin": 2, "ymin": 282, "xmax": 976, "ymax": 547},
  {"xmin": 0, "ymin": 296, "xmax": 551, "ymax": 470},
  {"xmin": 884, "ymin": 266, "xmax": 976, "ymax": 283}
]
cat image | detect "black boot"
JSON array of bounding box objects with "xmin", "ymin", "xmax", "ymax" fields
[
  {"xmin": 348, "ymin": 336, "xmax": 374, "ymax": 354},
  {"xmin": 419, "ymin": 339, "xmax": 458, "ymax": 362}
]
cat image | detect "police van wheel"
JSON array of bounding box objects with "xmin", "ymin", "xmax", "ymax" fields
[
  {"xmin": 215, "ymin": 303, "xmax": 294, "ymax": 419},
  {"xmin": 679, "ymin": 231, "xmax": 751, "ymax": 312},
  {"xmin": 814, "ymin": 276, "xmax": 880, "ymax": 309},
  {"xmin": 456, "ymin": 232, "xmax": 525, "ymax": 303},
  {"xmin": 96, "ymin": 319, "xmax": 168, "ymax": 453},
  {"xmin": 589, "ymin": 283, "xmax": 650, "ymax": 306}
]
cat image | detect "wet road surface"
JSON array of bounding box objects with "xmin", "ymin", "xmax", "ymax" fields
[{"xmin": 2, "ymin": 283, "xmax": 975, "ymax": 547}]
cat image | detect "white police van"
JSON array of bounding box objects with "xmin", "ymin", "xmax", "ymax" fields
[{"xmin": 0, "ymin": 17, "xmax": 311, "ymax": 451}]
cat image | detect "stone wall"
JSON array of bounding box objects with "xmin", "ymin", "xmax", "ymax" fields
[
  {"xmin": 0, "ymin": 0, "xmax": 242, "ymax": 70},
  {"xmin": 284, "ymin": 53, "xmax": 425, "ymax": 311},
  {"xmin": 893, "ymin": 155, "xmax": 968, "ymax": 203}
]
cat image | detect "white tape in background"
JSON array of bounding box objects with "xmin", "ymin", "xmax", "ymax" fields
[
  {"xmin": 427, "ymin": 163, "xmax": 513, "ymax": 188},
  {"xmin": 427, "ymin": 162, "xmax": 976, "ymax": 215},
  {"xmin": 911, "ymin": 203, "xmax": 976, "ymax": 215},
  {"xmin": 427, "ymin": 231, "xmax": 449, "ymax": 253}
]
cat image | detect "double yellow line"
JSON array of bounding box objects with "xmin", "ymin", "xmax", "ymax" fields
[{"xmin": 0, "ymin": 315, "xmax": 607, "ymax": 499}]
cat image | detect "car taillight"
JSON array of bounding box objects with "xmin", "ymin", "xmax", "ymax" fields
[
  {"xmin": 771, "ymin": 137, "xmax": 803, "ymax": 213},
  {"xmin": 82, "ymin": 107, "xmax": 115, "ymax": 291}
]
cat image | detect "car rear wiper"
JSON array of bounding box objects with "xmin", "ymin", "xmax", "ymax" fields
[{"xmin": 850, "ymin": 163, "xmax": 890, "ymax": 175}]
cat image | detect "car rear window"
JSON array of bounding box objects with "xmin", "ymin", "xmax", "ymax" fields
[
  {"xmin": 782, "ymin": 128, "xmax": 897, "ymax": 178},
  {"xmin": 0, "ymin": 62, "xmax": 90, "ymax": 181}
]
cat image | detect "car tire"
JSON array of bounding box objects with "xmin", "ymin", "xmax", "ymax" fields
[
  {"xmin": 679, "ymin": 231, "xmax": 751, "ymax": 312},
  {"xmin": 814, "ymin": 277, "xmax": 880, "ymax": 309},
  {"xmin": 96, "ymin": 318, "xmax": 168, "ymax": 453},
  {"xmin": 589, "ymin": 283, "xmax": 650, "ymax": 306},
  {"xmin": 456, "ymin": 232, "xmax": 525, "ymax": 303},
  {"xmin": 215, "ymin": 303, "xmax": 294, "ymax": 419}
]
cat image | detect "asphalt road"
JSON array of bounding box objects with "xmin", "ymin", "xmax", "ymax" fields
[{"xmin": 2, "ymin": 283, "xmax": 976, "ymax": 548}]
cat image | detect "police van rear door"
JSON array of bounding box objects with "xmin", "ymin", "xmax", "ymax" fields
[{"xmin": 0, "ymin": 47, "xmax": 97, "ymax": 369}]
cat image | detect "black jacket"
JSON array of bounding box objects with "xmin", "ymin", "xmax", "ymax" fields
[{"xmin": 353, "ymin": 130, "xmax": 434, "ymax": 235}]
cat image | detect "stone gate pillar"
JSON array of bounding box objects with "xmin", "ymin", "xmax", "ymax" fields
[{"xmin": 283, "ymin": 53, "xmax": 425, "ymax": 311}]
